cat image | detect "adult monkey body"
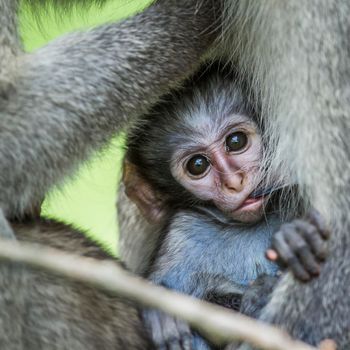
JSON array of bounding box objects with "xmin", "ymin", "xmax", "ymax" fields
[{"xmin": 0, "ymin": 0, "xmax": 349, "ymax": 350}]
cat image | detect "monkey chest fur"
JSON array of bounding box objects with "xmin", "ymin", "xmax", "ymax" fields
[{"xmin": 149, "ymin": 209, "xmax": 281, "ymax": 298}]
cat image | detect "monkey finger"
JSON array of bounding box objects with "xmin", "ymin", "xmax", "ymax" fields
[
  {"xmin": 175, "ymin": 318, "xmax": 192, "ymax": 350},
  {"xmin": 180, "ymin": 336, "xmax": 192, "ymax": 350},
  {"xmin": 161, "ymin": 337, "xmax": 185, "ymax": 350},
  {"xmin": 266, "ymin": 248, "xmax": 278, "ymax": 261},
  {"xmin": 160, "ymin": 317, "xmax": 191, "ymax": 350},
  {"xmin": 272, "ymin": 229, "xmax": 293, "ymax": 266},
  {"xmin": 294, "ymin": 219, "xmax": 328, "ymax": 260},
  {"xmin": 143, "ymin": 310, "xmax": 190, "ymax": 350},
  {"xmin": 284, "ymin": 229, "xmax": 321, "ymax": 277},
  {"xmin": 307, "ymin": 209, "xmax": 331, "ymax": 240},
  {"xmin": 167, "ymin": 338, "xmax": 188, "ymax": 350},
  {"xmin": 318, "ymin": 339, "xmax": 337, "ymax": 350},
  {"xmin": 272, "ymin": 232, "xmax": 311, "ymax": 281}
]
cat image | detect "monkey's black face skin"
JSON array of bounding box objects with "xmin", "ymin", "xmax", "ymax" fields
[{"xmin": 127, "ymin": 63, "xmax": 266, "ymax": 224}]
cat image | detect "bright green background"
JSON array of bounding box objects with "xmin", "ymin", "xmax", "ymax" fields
[{"xmin": 20, "ymin": 0, "xmax": 152, "ymax": 255}]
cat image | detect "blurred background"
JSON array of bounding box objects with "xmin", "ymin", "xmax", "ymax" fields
[{"xmin": 20, "ymin": 0, "xmax": 152, "ymax": 255}]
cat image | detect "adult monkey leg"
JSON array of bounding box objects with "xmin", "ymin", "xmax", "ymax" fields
[
  {"xmin": 219, "ymin": 1, "xmax": 350, "ymax": 348},
  {"xmin": 0, "ymin": 219, "xmax": 152, "ymax": 349},
  {"xmin": 0, "ymin": 0, "xmax": 220, "ymax": 220}
]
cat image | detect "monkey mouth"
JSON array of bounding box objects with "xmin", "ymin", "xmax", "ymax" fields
[
  {"xmin": 227, "ymin": 196, "xmax": 265, "ymax": 218},
  {"xmin": 238, "ymin": 196, "xmax": 264, "ymax": 210}
]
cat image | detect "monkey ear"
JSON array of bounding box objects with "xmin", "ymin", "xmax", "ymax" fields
[{"xmin": 122, "ymin": 160, "xmax": 167, "ymax": 224}]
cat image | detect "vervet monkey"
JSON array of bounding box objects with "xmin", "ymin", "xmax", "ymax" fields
[{"xmin": 123, "ymin": 64, "xmax": 329, "ymax": 349}]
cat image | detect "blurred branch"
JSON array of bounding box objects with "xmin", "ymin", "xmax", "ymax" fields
[{"xmin": 0, "ymin": 239, "xmax": 317, "ymax": 350}]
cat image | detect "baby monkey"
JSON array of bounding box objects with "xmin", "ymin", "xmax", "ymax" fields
[{"xmin": 123, "ymin": 63, "xmax": 329, "ymax": 350}]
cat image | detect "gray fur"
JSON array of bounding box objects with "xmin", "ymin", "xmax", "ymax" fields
[
  {"xmin": 118, "ymin": 183, "xmax": 161, "ymax": 274},
  {"xmin": 142, "ymin": 208, "xmax": 282, "ymax": 349},
  {"xmin": 0, "ymin": 209, "xmax": 16, "ymax": 239},
  {"xmin": 118, "ymin": 176, "xmax": 166, "ymax": 275},
  {"xmin": 150, "ymin": 209, "xmax": 280, "ymax": 289},
  {"xmin": 0, "ymin": 0, "xmax": 220, "ymax": 219},
  {"xmin": 216, "ymin": 2, "xmax": 350, "ymax": 348},
  {"xmin": 0, "ymin": 218, "xmax": 152, "ymax": 349},
  {"xmin": 0, "ymin": 1, "xmax": 19, "ymax": 240},
  {"xmin": 0, "ymin": 1, "xmax": 21, "ymax": 61},
  {"xmin": 0, "ymin": 0, "xmax": 348, "ymax": 348}
]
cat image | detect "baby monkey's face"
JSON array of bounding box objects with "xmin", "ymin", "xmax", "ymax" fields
[{"xmin": 171, "ymin": 114, "xmax": 266, "ymax": 223}]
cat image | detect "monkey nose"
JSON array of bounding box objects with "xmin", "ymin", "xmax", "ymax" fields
[{"xmin": 222, "ymin": 173, "xmax": 245, "ymax": 193}]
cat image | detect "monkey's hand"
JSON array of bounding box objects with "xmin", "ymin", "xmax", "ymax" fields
[
  {"xmin": 224, "ymin": 276, "xmax": 279, "ymax": 350},
  {"xmin": 267, "ymin": 209, "xmax": 330, "ymax": 282},
  {"xmin": 142, "ymin": 309, "xmax": 193, "ymax": 350},
  {"xmin": 239, "ymin": 275, "xmax": 278, "ymax": 319}
]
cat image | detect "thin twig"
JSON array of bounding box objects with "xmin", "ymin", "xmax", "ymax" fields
[{"xmin": 0, "ymin": 239, "xmax": 317, "ymax": 350}]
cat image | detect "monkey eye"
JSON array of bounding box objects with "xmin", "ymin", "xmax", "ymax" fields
[
  {"xmin": 225, "ymin": 132, "xmax": 248, "ymax": 152},
  {"xmin": 186, "ymin": 155, "xmax": 210, "ymax": 177}
]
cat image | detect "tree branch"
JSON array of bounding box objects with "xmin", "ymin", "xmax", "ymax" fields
[{"xmin": 0, "ymin": 239, "xmax": 317, "ymax": 350}]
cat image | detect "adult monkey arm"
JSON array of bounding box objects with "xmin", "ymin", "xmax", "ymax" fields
[{"xmin": 0, "ymin": 0, "xmax": 220, "ymax": 219}]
